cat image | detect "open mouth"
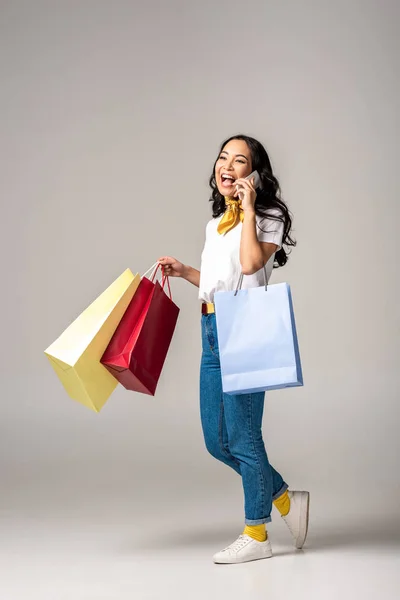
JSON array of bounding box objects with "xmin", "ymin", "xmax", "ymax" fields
[{"xmin": 220, "ymin": 173, "xmax": 236, "ymax": 188}]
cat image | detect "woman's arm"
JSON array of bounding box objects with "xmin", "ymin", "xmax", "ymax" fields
[
  {"xmin": 158, "ymin": 256, "xmax": 200, "ymax": 288},
  {"xmin": 234, "ymin": 176, "xmax": 278, "ymax": 275},
  {"xmin": 240, "ymin": 213, "xmax": 278, "ymax": 275},
  {"xmin": 182, "ymin": 265, "xmax": 200, "ymax": 288}
]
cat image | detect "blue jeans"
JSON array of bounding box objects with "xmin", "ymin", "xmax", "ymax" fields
[{"xmin": 200, "ymin": 314, "xmax": 288, "ymax": 525}]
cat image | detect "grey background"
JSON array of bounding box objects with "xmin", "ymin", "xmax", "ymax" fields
[{"xmin": 1, "ymin": 1, "xmax": 399, "ymax": 598}]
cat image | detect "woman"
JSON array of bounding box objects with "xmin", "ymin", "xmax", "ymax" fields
[{"xmin": 159, "ymin": 134, "xmax": 309, "ymax": 564}]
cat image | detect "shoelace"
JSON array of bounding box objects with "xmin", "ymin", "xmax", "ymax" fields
[{"xmin": 222, "ymin": 535, "xmax": 249, "ymax": 553}]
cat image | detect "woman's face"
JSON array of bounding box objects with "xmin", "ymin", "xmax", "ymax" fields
[{"xmin": 215, "ymin": 139, "xmax": 253, "ymax": 197}]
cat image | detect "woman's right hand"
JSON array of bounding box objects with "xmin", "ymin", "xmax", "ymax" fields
[{"xmin": 158, "ymin": 256, "xmax": 187, "ymax": 279}]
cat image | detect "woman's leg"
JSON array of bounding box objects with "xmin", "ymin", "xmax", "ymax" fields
[
  {"xmin": 200, "ymin": 314, "xmax": 288, "ymax": 522},
  {"xmin": 223, "ymin": 391, "xmax": 287, "ymax": 524},
  {"xmin": 200, "ymin": 315, "xmax": 241, "ymax": 474}
]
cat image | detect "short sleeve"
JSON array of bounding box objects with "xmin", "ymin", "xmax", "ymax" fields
[{"xmin": 256, "ymin": 210, "xmax": 284, "ymax": 249}]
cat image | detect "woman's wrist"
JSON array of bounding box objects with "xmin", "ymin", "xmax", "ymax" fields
[
  {"xmin": 243, "ymin": 208, "xmax": 256, "ymax": 219},
  {"xmin": 182, "ymin": 264, "xmax": 191, "ymax": 280}
]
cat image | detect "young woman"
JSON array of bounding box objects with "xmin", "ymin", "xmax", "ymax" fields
[{"xmin": 159, "ymin": 134, "xmax": 309, "ymax": 564}]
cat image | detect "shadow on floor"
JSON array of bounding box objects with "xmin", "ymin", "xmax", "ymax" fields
[
  {"xmin": 120, "ymin": 525, "xmax": 247, "ymax": 552},
  {"xmin": 304, "ymin": 521, "xmax": 400, "ymax": 553},
  {"xmin": 119, "ymin": 518, "xmax": 400, "ymax": 555}
]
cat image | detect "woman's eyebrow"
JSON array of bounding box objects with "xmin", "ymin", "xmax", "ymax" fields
[{"xmin": 220, "ymin": 151, "xmax": 249, "ymax": 161}]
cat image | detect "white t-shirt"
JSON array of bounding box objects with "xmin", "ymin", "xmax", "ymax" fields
[{"xmin": 199, "ymin": 211, "xmax": 284, "ymax": 303}]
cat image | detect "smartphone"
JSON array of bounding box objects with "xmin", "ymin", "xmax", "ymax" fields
[
  {"xmin": 236, "ymin": 170, "xmax": 262, "ymax": 198},
  {"xmin": 246, "ymin": 170, "xmax": 262, "ymax": 189}
]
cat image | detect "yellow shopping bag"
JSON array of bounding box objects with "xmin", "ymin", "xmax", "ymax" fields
[{"xmin": 44, "ymin": 268, "xmax": 140, "ymax": 412}]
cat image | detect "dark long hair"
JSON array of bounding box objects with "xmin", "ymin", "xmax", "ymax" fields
[{"xmin": 209, "ymin": 134, "xmax": 295, "ymax": 267}]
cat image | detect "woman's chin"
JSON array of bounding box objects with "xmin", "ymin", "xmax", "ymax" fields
[{"xmin": 217, "ymin": 184, "xmax": 234, "ymax": 197}]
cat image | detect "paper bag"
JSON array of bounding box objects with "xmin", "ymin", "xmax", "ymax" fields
[{"xmin": 44, "ymin": 269, "xmax": 140, "ymax": 411}]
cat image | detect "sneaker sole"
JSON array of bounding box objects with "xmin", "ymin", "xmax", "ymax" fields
[
  {"xmin": 295, "ymin": 491, "xmax": 310, "ymax": 549},
  {"xmin": 213, "ymin": 551, "xmax": 273, "ymax": 565}
]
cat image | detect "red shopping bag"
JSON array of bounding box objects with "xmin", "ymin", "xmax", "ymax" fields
[{"xmin": 101, "ymin": 265, "xmax": 179, "ymax": 395}]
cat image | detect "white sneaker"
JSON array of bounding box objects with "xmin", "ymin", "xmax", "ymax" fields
[
  {"xmin": 213, "ymin": 534, "xmax": 272, "ymax": 564},
  {"xmin": 281, "ymin": 490, "xmax": 310, "ymax": 549}
]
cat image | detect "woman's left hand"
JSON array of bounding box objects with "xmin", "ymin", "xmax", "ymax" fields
[{"xmin": 234, "ymin": 177, "xmax": 256, "ymax": 213}]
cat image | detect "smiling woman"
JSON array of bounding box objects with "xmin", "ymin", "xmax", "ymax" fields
[
  {"xmin": 158, "ymin": 134, "xmax": 309, "ymax": 565},
  {"xmin": 210, "ymin": 135, "xmax": 295, "ymax": 269}
]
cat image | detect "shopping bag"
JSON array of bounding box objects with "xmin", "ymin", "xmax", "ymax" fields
[
  {"xmin": 214, "ymin": 272, "xmax": 303, "ymax": 395},
  {"xmin": 101, "ymin": 264, "xmax": 180, "ymax": 395},
  {"xmin": 44, "ymin": 269, "xmax": 141, "ymax": 412}
]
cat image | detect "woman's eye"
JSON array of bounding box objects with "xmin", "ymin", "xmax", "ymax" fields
[
  {"xmin": 218, "ymin": 155, "xmax": 226, "ymax": 160},
  {"xmin": 236, "ymin": 159, "xmax": 245, "ymax": 164}
]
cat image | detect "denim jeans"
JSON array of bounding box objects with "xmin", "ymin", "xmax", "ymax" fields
[{"xmin": 200, "ymin": 314, "xmax": 288, "ymax": 525}]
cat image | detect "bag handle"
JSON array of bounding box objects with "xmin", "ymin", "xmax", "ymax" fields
[
  {"xmin": 143, "ymin": 262, "xmax": 173, "ymax": 300},
  {"xmin": 234, "ymin": 265, "xmax": 268, "ymax": 297},
  {"xmin": 162, "ymin": 272, "xmax": 172, "ymax": 299},
  {"xmin": 142, "ymin": 262, "xmax": 159, "ymax": 279}
]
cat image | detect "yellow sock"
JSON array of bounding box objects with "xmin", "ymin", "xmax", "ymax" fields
[
  {"xmin": 273, "ymin": 490, "xmax": 291, "ymax": 516},
  {"xmin": 243, "ymin": 524, "xmax": 267, "ymax": 542}
]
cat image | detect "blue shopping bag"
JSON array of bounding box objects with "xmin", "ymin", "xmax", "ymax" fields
[{"xmin": 214, "ymin": 274, "xmax": 303, "ymax": 395}]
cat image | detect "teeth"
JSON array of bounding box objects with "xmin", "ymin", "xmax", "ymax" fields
[{"xmin": 222, "ymin": 174, "xmax": 234, "ymax": 181}]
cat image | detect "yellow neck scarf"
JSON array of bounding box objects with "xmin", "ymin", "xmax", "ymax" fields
[{"xmin": 217, "ymin": 197, "xmax": 244, "ymax": 235}]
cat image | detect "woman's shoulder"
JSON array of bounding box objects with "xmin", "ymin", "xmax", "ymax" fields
[
  {"xmin": 256, "ymin": 207, "xmax": 284, "ymax": 227},
  {"xmin": 206, "ymin": 215, "xmax": 223, "ymax": 229},
  {"xmin": 257, "ymin": 207, "xmax": 283, "ymax": 220},
  {"xmin": 203, "ymin": 215, "xmax": 225, "ymax": 243}
]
